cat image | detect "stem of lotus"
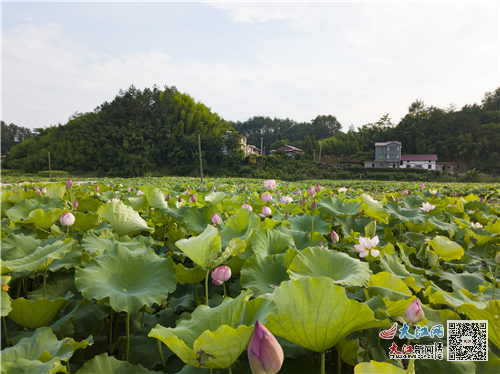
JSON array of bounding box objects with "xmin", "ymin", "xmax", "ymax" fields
[
  {"xmin": 66, "ymin": 361, "xmax": 71, "ymax": 374},
  {"xmin": 223, "ymin": 282, "xmax": 226, "ymax": 298},
  {"xmin": 492, "ymin": 264, "xmax": 499, "ymax": 300},
  {"xmin": 156, "ymin": 339, "xmax": 165, "ymax": 367},
  {"xmin": 363, "ymin": 328, "xmax": 373, "ymax": 361},
  {"xmin": 378, "ymin": 328, "xmax": 381, "ymax": 346},
  {"xmin": 141, "ymin": 308, "xmax": 145, "ymax": 328},
  {"xmin": 483, "ymin": 243, "xmax": 488, "ymax": 258},
  {"xmin": 3, "ymin": 316, "xmax": 9, "ymax": 347},
  {"xmin": 310, "ymin": 212, "xmax": 314, "ymax": 241},
  {"xmin": 407, "ymin": 358, "xmax": 415, "ymax": 373},
  {"xmin": 43, "ymin": 269, "xmax": 48, "ymax": 298},
  {"xmin": 228, "ymin": 367, "xmax": 232, "ymax": 374},
  {"xmin": 205, "ymin": 269, "xmax": 210, "ymax": 306},
  {"xmin": 149, "ymin": 348, "xmax": 156, "ymax": 371},
  {"xmin": 126, "ymin": 312, "xmax": 131, "ymax": 363},
  {"xmin": 109, "ymin": 311, "xmax": 114, "ymax": 345},
  {"xmin": 67, "ymin": 226, "xmax": 70, "ymax": 237},
  {"xmin": 321, "ymin": 351, "xmax": 326, "ymax": 374},
  {"xmin": 336, "ymin": 344, "xmax": 342, "ymax": 374}
]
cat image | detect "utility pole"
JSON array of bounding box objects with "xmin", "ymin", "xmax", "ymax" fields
[
  {"xmin": 263, "ymin": 146, "xmax": 265, "ymax": 156},
  {"xmin": 319, "ymin": 144, "xmax": 322, "ymax": 163},
  {"xmin": 198, "ymin": 134, "xmax": 204, "ymax": 183},
  {"xmin": 48, "ymin": 152, "xmax": 51, "ymax": 178},
  {"xmin": 260, "ymin": 138, "xmax": 264, "ymax": 156},
  {"xmin": 313, "ymin": 149, "xmax": 315, "ymax": 162}
]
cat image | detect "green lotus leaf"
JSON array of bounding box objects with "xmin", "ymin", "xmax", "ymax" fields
[
  {"xmin": 288, "ymin": 214, "xmax": 331, "ymax": 235},
  {"xmin": 184, "ymin": 205, "xmax": 218, "ymax": 234},
  {"xmin": 317, "ymin": 196, "xmax": 362, "ymax": 218},
  {"xmin": 485, "ymin": 219, "xmax": 500, "ymax": 235},
  {"xmin": 1, "ymin": 238, "xmax": 75, "ymax": 274},
  {"xmin": 429, "ymin": 235, "xmax": 464, "ymax": 261},
  {"xmin": 175, "ymin": 225, "xmax": 221, "ymax": 269},
  {"xmin": 354, "ymin": 361, "xmax": 406, "ymax": 374},
  {"xmin": 384, "ymin": 201, "xmax": 426, "ymax": 223},
  {"xmin": 2, "ymin": 290, "xmax": 12, "ymax": 316},
  {"xmin": 212, "ymin": 237, "xmax": 246, "ymax": 268},
  {"xmin": 0, "ymin": 357, "xmax": 66, "ymax": 374},
  {"xmin": 175, "ymin": 263, "xmax": 207, "ymax": 285},
  {"xmin": 97, "ymin": 201, "xmax": 153, "ymax": 236},
  {"xmin": 6, "ymin": 198, "xmax": 42, "ymax": 222},
  {"xmin": 125, "ymin": 196, "xmax": 150, "ymax": 212},
  {"xmin": 475, "ymin": 350, "xmax": 500, "ymax": 373},
  {"xmin": 8, "ymin": 294, "xmax": 72, "ymax": 329},
  {"xmin": 286, "ymin": 229, "xmax": 324, "ymax": 250},
  {"xmin": 76, "ymin": 352, "xmax": 153, "ymax": 373},
  {"xmin": 249, "ymin": 228, "xmax": 296, "ymax": 256},
  {"xmin": 1, "ymin": 233, "xmax": 41, "ymax": 261},
  {"xmin": 365, "ymin": 272, "xmax": 415, "ymax": 317},
  {"xmin": 403, "ymin": 231, "xmax": 428, "ymax": 246},
  {"xmin": 378, "ymin": 254, "xmax": 426, "ymax": 292},
  {"xmin": 240, "ymin": 249, "xmax": 298, "ymax": 296},
  {"xmin": 424, "ymin": 283, "xmax": 487, "ymax": 310},
  {"xmin": 415, "ymin": 350, "xmax": 476, "ymax": 374},
  {"xmin": 266, "ymin": 276, "xmax": 391, "ymax": 353},
  {"xmin": 219, "ymin": 208, "xmax": 260, "ymax": 247},
  {"xmin": 75, "ymin": 244, "xmax": 177, "ymax": 313},
  {"xmin": 288, "ymin": 247, "xmax": 372, "ymax": 287},
  {"xmin": 456, "ymin": 300, "xmax": 500, "ymax": 350},
  {"xmin": 73, "ymin": 197, "xmax": 101, "ymax": 212},
  {"xmin": 440, "ymin": 270, "xmax": 488, "ymax": 294},
  {"xmin": 47, "ymin": 245, "xmax": 84, "ymax": 271},
  {"xmin": 141, "ymin": 186, "xmax": 170, "ymax": 210},
  {"xmin": 24, "ymin": 208, "xmax": 68, "ymax": 230},
  {"xmin": 73, "ymin": 211, "xmax": 100, "ymax": 232},
  {"xmin": 149, "ymin": 290, "xmax": 274, "ymax": 369},
  {"xmin": 360, "ymin": 194, "xmax": 390, "ymax": 224},
  {"xmin": 204, "ymin": 192, "xmax": 227, "ymax": 205},
  {"xmin": 428, "ymin": 216, "xmax": 459, "ymax": 237},
  {"xmin": 339, "ymin": 217, "xmax": 373, "ymax": 238},
  {"xmin": 44, "ymin": 184, "xmax": 67, "ymax": 200},
  {"xmin": 402, "ymin": 195, "xmax": 427, "ymax": 209}
]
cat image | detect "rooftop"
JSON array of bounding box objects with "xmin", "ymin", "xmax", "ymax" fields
[
  {"xmin": 401, "ymin": 155, "xmax": 438, "ymax": 161},
  {"xmin": 375, "ymin": 141, "xmax": 402, "ymax": 146}
]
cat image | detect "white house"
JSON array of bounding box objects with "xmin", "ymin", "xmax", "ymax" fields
[{"xmin": 400, "ymin": 155, "xmax": 438, "ymax": 170}]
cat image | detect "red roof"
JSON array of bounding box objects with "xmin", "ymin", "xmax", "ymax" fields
[
  {"xmin": 401, "ymin": 155, "xmax": 438, "ymax": 161},
  {"xmin": 273, "ymin": 145, "xmax": 303, "ymax": 152},
  {"xmin": 375, "ymin": 141, "xmax": 402, "ymax": 146}
]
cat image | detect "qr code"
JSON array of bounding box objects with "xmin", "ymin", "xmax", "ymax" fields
[{"xmin": 447, "ymin": 320, "xmax": 488, "ymax": 361}]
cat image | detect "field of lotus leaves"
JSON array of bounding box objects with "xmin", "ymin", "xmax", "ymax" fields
[{"xmin": 1, "ymin": 177, "xmax": 500, "ymax": 374}]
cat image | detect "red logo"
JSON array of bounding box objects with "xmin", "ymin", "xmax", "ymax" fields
[{"xmin": 379, "ymin": 323, "xmax": 398, "ymax": 339}]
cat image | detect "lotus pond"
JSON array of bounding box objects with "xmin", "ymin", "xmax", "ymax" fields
[{"xmin": 1, "ymin": 177, "xmax": 500, "ymax": 374}]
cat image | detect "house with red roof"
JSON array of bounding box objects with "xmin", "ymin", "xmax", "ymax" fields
[
  {"xmin": 401, "ymin": 154, "xmax": 438, "ymax": 170},
  {"xmin": 270, "ymin": 144, "xmax": 303, "ymax": 157},
  {"xmin": 364, "ymin": 141, "xmax": 439, "ymax": 169}
]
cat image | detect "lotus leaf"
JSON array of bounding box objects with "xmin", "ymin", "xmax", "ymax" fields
[
  {"xmin": 240, "ymin": 249, "xmax": 297, "ymax": 296},
  {"xmin": 141, "ymin": 186, "xmax": 170, "ymax": 210},
  {"xmin": 266, "ymin": 276, "xmax": 391, "ymax": 353},
  {"xmin": 429, "ymin": 235, "xmax": 464, "ymax": 260},
  {"xmin": 204, "ymin": 192, "xmax": 227, "ymax": 205},
  {"xmin": 456, "ymin": 300, "xmax": 500, "ymax": 350},
  {"xmin": 384, "ymin": 201, "xmax": 426, "ymax": 223},
  {"xmin": 75, "ymin": 244, "xmax": 177, "ymax": 313},
  {"xmin": 440, "ymin": 270, "xmax": 488, "ymax": 294},
  {"xmin": 184, "ymin": 205, "xmax": 218, "ymax": 234},
  {"xmin": 175, "ymin": 225, "xmax": 221, "ymax": 269},
  {"xmin": 287, "ymin": 214, "xmax": 331, "ymax": 235},
  {"xmin": 317, "ymin": 196, "xmax": 362, "ymax": 218},
  {"xmin": 249, "ymin": 227, "xmax": 296, "ymax": 256},
  {"xmin": 73, "ymin": 211, "xmax": 100, "ymax": 231},
  {"xmin": 76, "ymin": 352, "xmax": 153, "ymax": 373},
  {"xmin": 365, "ymin": 272, "xmax": 416, "ymax": 317},
  {"xmin": 354, "ymin": 361, "xmax": 407, "ymax": 373},
  {"xmin": 97, "ymin": 201, "xmax": 153, "ymax": 236},
  {"xmin": 1, "ymin": 233, "xmax": 41, "ymax": 261},
  {"xmin": 175, "ymin": 263, "xmax": 207, "ymax": 285},
  {"xmin": 219, "ymin": 208, "xmax": 260, "ymax": 247},
  {"xmin": 378, "ymin": 254, "xmax": 425, "ymax": 292},
  {"xmin": 339, "ymin": 217, "xmax": 373, "ymax": 238},
  {"xmin": 288, "ymin": 247, "xmax": 372, "ymax": 287},
  {"xmin": 1, "ymin": 238, "xmax": 75, "ymax": 274},
  {"xmin": 359, "ymin": 194, "xmax": 389, "ymax": 223},
  {"xmin": 2, "ymin": 290, "xmax": 12, "ymax": 316},
  {"xmin": 149, "ymin": 290, "xmax": 276, "ymax": 369}
]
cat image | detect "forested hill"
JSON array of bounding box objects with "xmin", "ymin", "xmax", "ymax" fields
[{"xmin": 3, "ymin": 85, "xmax": 233, "ymax": 176}]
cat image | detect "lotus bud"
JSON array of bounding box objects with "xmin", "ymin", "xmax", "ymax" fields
[
  {"xmin": 243, "ymin": 185, "xmax": 246, "ymax": 191},
  {"xmin": 211, "ymin": 266, "xmax": 231, "ymax": 285},
  {"xmin": 296, "ymin": 189, "xmax": 302, "ymax": 196},
  {"xmin": 212, "ymin": 186, "xmax": 216, "ymax": 191},
  {"xmin": 178, "ymin": 196, "xmax": 182, "ymax": 202},
  {"xmin": 262, "ymin": 193, "xmax": 272, "ymax": 203},
  {"xmin": 166, "ymin": 194, "xmax": 171, "ymax": 201},
  {"xmin": 60, "ymin": 212, "xmax": 75, "ymax": 227},
  {"xmin": 453, "ymin": 192, "xmax": 457, "ymax": 197},
  {"xmin": 24, "ymin": 187, "xmax": 28, "ymax": 192},
  {"xmin": 319, "ymin": 241, "xmax": 323, "ymax": 248},
  {"xmin": 188, "ymin": 187, "xmax": 191, "ymax": 191},
  {"xmin": 41, "ymin": 187, "xmax": 47, "ymax": 194},
  {"xmin": 495, "ymin": 252, "xmax": 500, "ymax": 264},
  {"xmin": 248, "ymin": 321, "xmax": 284, "ymax": 374},
  {"xmin": 420, "ymin": 183, "xmax": 425, "ymax": 191},
  {"xmin": 308, "ymin": 187, "xmax": 315, "ymax": 196},
  {"xmin": 186, "ymin": 190, "xmax": 190, "ymax": 196},
  {"xmin": 66, "ymin": 178, "xmax": 73, "ymax": 189},
  {"xmin": 242, "ymin": 204, "xmax": 253, "ymax": 211},
  {"xmin": 331, "ymin": 230, "xmax": 339, "ymax": 244},
  {"xmin": 403, "ymin": 189, "xmax": 408, "ymax": 196},
  {"xmin": 212, "ymin": 213, "xmax": 221, "ymax": 225},
  {"xmin": 73, "ymin": 201, "xmax": 78, "ymax": 209},
  {"xmin": 310, "ymin": 201, "xmax": 317, "ymax": 211},
  {"xmin": 95, "ymin": 185, "xmax": 99, "ymax": 192},
  {"xmin": 36, "ymin": 189, "xmax": 41, "ymax": 195},
  {"xmin": 190, "ymin": 194, "xmax": 197, "ymax": 203},
  {"xmin": 315, "ymin": 184, "xmax": 321, "ymax": 193},
  {"xmin": 480, "ymin": 197, "xmax": 484, "ymax": 203},
  {"xmin": 261, "ymin": 207, "xmax": 272, "ymax": 217},
  {"xmin": 285, "ymin": 212, "xmax": 289, "ymax": 220},
  {"xmin": 127, "ymin": 186, "xmax": 131, "ymax": 192},
  {"xmin": 403, "ymin": 299, "xmax": 425, "ymax": 325},
  {"xmin": 301, "ymin": 197, "xmax": 307, "ymax": 205},
  {"xmin": 280, "ymin": 196, "xmax": 293, "ymax": 204}
]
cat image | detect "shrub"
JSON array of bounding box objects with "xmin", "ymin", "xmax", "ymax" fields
[{"xmin": 37, "ymin": 170, "xmax": 69, "ymax": 177}]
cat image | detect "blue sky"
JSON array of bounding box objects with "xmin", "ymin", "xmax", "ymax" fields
[{"xmin": 2, "ymin": 1, "xmax": 499, "ymax": 131}]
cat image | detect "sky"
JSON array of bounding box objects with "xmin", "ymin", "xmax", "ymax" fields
[{"xmin": 2, "ymin": 1, "xmax": 499, "ymax": 132}]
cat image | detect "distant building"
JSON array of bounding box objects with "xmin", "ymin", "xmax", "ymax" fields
[
  {"xmin": 270, "ymin": 144, "xmax": 303, "ymax": 157},
  {"xmin": 246, "ymin": 144, "xmax": 261, "ymax": 156},
  {"xmin": 365, "ymin": 141, "xmax": 402, "ymax": 168},
  {"xmin": 223, "ymin": 131, "xmax": 260, "ymax": 156},
  {"xmin": 400, "ymin": 155, "xmax": 438, "ymax": 170},
  {"xmin": 436, "ymin": 162, "xmax": 455, "ymax": 172}
]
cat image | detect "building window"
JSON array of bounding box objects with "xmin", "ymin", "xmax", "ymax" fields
[
  {"xmin": 388, "ymin": 154, "xmax": 398, "ymax": 159},
  {"xmin": 389, "ymin": 145, "xmax": 398, "ymax": 151},
  {"xmin": 406, "ymin": 165, "xmax": 411, "ymax": 168},
  {"xmin": 378, "ymin": 154, "xmax": 384, "ymax": 159},
  {"xmin": 378, "ymin": 163, "xmax": 384, "ymax": 167},
  {"xmin": 428, "ymin": 165, "xmax": 431, "ymax": 169}
]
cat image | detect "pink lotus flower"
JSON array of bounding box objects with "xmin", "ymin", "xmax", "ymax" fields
[
  {"xmin": 308, "ymin": 187, "xmax": 315, "ymax": 196},
  {"xmin": 420, "ymin": 183, "xmax": 425, "ymax": 191},
  {"xmin": 127, "ymin": 186, "xmax": 132, "ymax": 192},
  {"xmin": 280, "ymin": 196, "xmax": 293, "ymax": 204},
  {"xmin": 190, "ymin": 194, "xmax": 197, "ymax": 203},
  {"xmin": 66, "ymin": 178, "xmax": 73, "ymax": 189},
  {"xmin": 354, "ymin": 236, "xmax": 380, "ymax": 258},
  {"xmin": 41, "ymin": 188, "xmax": 47, "ymax": 194},
  {"xmin": 36, "ymin": 189, "xmax": 41, "ymax": 195},
  {"xmin": 248, "ymin": 321, "xmax": 284, "ymax": 374},
  {"xmin": 212, "ymin": 186, "xmax": 216, "ymax": 191},
  {"xmin": 262, "ymin": 193, "xmax": 272, "ymax": 203},
  {"xmin": 211, "ymin": 266, "xmax": 231, "ymax": 285},
  {"xmin": 403, "ymin": 299, "xmax": 425, "ymax": 325},
  {"xmin": 73, "ymin": 201, "xmax": 78, "ymax": 209},
  {"xmin": 60, "ymin": 212, "xmax": 75, "ymax": 227},
  {"xmin": 212, "ymin": 213, "xmax": 221, "ymax": 225},
  {"xmin": 315, "ymin": 184, "xmax": 321, "ymax": 193},
  {"xmin": 403, "ymin": 189, "xmax": 408, "ymax": 196},
  {"xmin": 259, "ymin": 207, "xmax": 272, "ymax": 217},
  {"xmin": 263, "ymin": 180, "xmax": 277, "ymax": 189},
  {"xmin": 137, "ymin": 190, "xmax": 144, "ymax": 196},
  {"xmin": 95, "ymin": 185, "xmax": 99, "ymax": 192},
  {"xmin": 296, "ymin": 190, "xmax": 302, "ymax": 196},
  {"xmin": 419, "ymin": 202, "xmax": 436, "ymax": 212},
  {"xmin": 331, "ymin": 230, "xmax": 339, "ymax": 244},
  {"xmin": 242, "ymin": 204, "xmax": 253, "ymax": 211}
]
